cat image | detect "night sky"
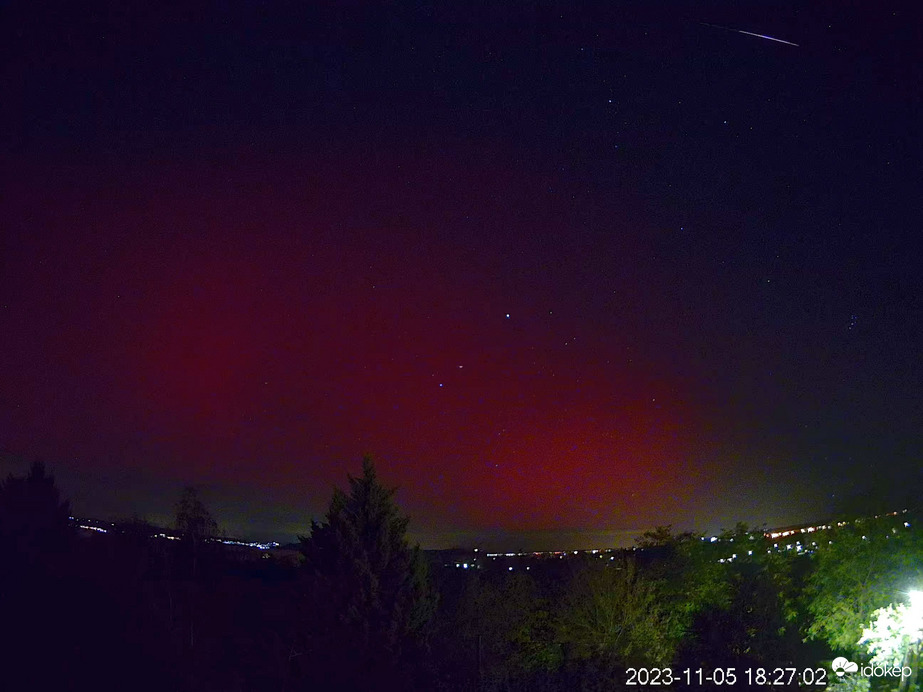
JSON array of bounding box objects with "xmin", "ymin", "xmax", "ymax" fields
[{"xmin": 1, "ymin": 1, "xmax": 920, "ymax": 548}]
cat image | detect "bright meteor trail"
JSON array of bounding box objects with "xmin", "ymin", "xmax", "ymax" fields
[{"xmin": 700, "ymin": 22, "xmax": 800, "ymax": 47}]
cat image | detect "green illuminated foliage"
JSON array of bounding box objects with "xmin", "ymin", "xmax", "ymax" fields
[
  {"xmin": 858, "ymin": 601, "xmax": 921, "ymax": 668},
  {"xmin": 559, "ymin": 558, "xmax": 679, "ymax": 668},
  {"xmin": 804, "ymin": 516, "xmax": 923, "ymax": 653}
]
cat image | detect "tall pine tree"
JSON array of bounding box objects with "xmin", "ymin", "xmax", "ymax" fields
[
  {"xmin": 0, "ymin": 460, "xmax": 72, "ymax": 562},
  {"xmin": 0, "ymin": 461, "xmax": 77, "ymax": 690},
  {"xmin": 299, "ymin": 456, "xmax": 436, "ymax": 689}
]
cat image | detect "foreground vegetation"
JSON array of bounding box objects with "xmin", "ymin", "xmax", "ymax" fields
[{"xmin": 1, "ymin": 459, "xmax": 921, "ymax": 691}]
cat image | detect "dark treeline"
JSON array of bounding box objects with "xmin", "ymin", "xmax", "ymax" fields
[{"xmin": 1, "ymin": 458, "xmax": 921, "ymax": 691}]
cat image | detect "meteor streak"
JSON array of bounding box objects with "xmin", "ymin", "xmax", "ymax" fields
[{"xmin": 700, "ymin": 22, "xmax": 799, "ymax": 47}]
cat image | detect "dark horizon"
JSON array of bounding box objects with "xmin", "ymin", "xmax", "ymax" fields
[
  {"xmin": 2, "ymin": 1, "xmax": 920, "ymax": 549},
  {"xmin": 2, "ymin": 451, "xmax": 909, "ymax": 551}
]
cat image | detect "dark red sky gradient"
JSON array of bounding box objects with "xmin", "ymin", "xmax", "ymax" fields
[
  {"xmin": 2, "ymin": 151, "xmax": 715, "ymax": 539},
  {"xmin": 1, "ymin": 1, "xmax": 920, "ymax": 546}
]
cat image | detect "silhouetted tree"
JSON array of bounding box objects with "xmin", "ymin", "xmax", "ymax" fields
[
  {"xmin": 173, "ymin": 486, "xmax": 219, "ymax": 660},
  {"xmin": 299, "ymin": 456, "xmax": 437, "ymax": 690},
  {"xmin": 175, "ymin": 486, "xmax": 218, "ymax": 546},
  {"xmin": 0, "ymin": 460, "xmax": 72, "ymax": 561},
  {"xmin": 0, "ymin": 461, "xmax": 80, "ymax": 690}
]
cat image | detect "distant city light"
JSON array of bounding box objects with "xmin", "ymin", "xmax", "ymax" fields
[
  {"xmin": 217, "ymin": 538, "xmax": 280, "ymax": 551},
  {"xmin": 78, "ymin": 525, "xmax": 107, "ymax": 533}
]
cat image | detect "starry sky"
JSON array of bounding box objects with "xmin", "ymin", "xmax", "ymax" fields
[{"xmin": 1, "ymin": 0, "xmax": 920, "ymax": 548}]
